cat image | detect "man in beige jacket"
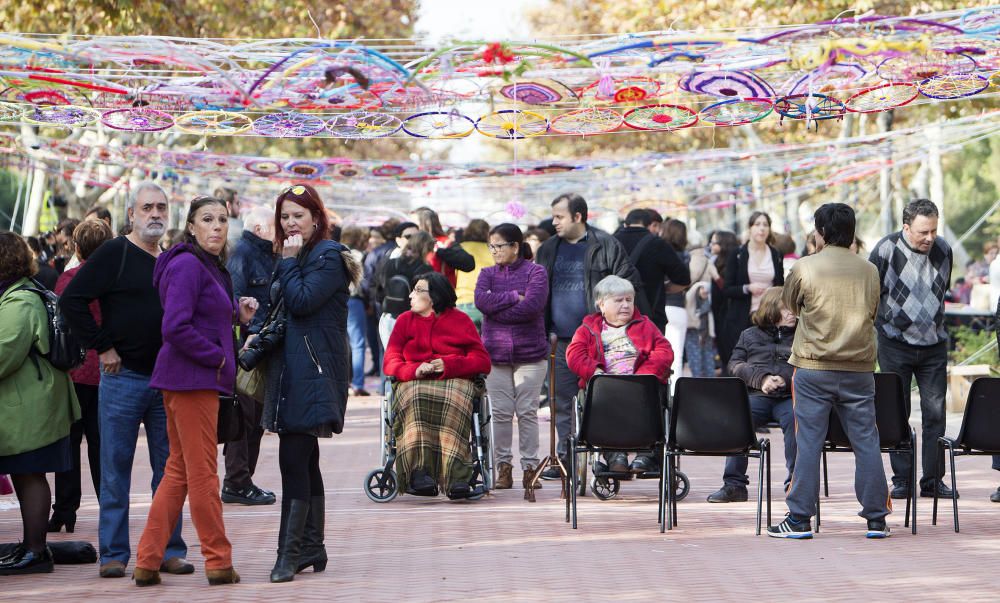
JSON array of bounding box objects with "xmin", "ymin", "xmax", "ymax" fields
[{"xmin": 767, "ymin": 203, "xmax": 891, "ymax": 539}]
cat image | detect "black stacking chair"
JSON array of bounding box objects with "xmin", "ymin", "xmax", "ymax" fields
[
  {"xmin": 567, "ymin": 374, "xmax": 667, "ymax": 531},
  {"xmin": 666, "ymin": 377, "xmax": 771, "ymax": 534},
  {"xmin": 933, "ymin": 377, "xmax": 1000, "ymax": 532},
  {"xmin": 817, "ymin": 372, "xmax": 917, "ymax": 534}
]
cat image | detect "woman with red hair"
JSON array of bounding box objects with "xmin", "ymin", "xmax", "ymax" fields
[{"xmin": 248, "ymin": 184, "xmax": 361, "ymax": 583}]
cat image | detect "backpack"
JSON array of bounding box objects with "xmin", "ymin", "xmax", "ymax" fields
[
  {"xmin": 383, "ymin": 270, "xmax": 412, "ymax": 318},
  {"xmin": 17, "ymin": 279, "xmax": 86, "ymax": 372}
]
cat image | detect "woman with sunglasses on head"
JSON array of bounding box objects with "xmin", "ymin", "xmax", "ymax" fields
[
  {"xmin": 474, "ymin": 224, "xmax": 548, "ymax": 494},
  {"xmin": 250, "ymin": 185, "xmax": 361, "ymax": 583},
  {"xmin": 134, "ymin": 196, "xmax": 258, "ymax": 587},
  {"xmin": 383, "ymin": 271, "xmax": 491, "ymax": 500}
]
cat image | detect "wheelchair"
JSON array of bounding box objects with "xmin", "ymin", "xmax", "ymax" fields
[
  {"xmin": 573, "ymin": 378, "xmax": 690, "ymax": 502},
  {"xmin": 364, "ymin": 375, "xmax": 495, "ymax": 503}
]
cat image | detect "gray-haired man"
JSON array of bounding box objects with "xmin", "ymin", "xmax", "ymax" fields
[{"xmin": 60, "ymin": 182, "xmax": 189, "ymax": 577}]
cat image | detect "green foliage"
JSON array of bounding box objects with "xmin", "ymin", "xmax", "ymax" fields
[
  {"xmin": 948, "ymin": 325, "xmax": 998, "ymax": 367},
  {"xmin": 944, "ymin": 137, "xmax": 1000, "ymax": 257}
]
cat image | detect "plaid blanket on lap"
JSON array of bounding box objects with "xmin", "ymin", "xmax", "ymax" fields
[{"xmin": 393, "ymin": 378, "xmax": 476, "ymax": 492}]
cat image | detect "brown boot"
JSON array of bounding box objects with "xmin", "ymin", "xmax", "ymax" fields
[
  {"xmin": 206, "ymin": 567, "xmax": 240, "ymax": 585},
  {"xmin": 496, "ymin": 462, "xmax": 513, "ymax": 489},
  {"xmin": 133, "ymin": 567, "xmax": 161, "ymax": 587},
  {"xmin": 523, "ymin": 467, "xmax": 542, "ymax": 490}
]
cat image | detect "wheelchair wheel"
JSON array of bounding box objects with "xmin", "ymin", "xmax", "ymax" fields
[
  {"xmin": 591, "ymin": 476, "xmax": 620, "ymax": 500},
  {"xmin": 673, "ymin": 471, "xmax": 690, "ymax": 501},
  {"xmin": 364, "ymin": 468, "xmax": 399, "ymax": 503}
]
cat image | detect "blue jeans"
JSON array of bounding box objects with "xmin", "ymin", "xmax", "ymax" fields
[
  {"xmin": 98, "ymin": 368, "xmax": 186, "ymax": 565},
  {"xmin": 347, "ymin": 297, "xmax": 367, "ymax": 390},
  {"xmin": 684, "ymin": 329, "xmax": 716, "ymax": 378},
  {"xmin": 723, "ymin": 394, "xmax": 796, "ymax": 488}
]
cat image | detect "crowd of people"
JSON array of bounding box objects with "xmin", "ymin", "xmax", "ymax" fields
[{"xmin": 1, "ymin": 182, "xmax": 997, "ymax": 579}]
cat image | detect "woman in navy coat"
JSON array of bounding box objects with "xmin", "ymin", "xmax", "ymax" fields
[{"xmin": 253, "ymin": 184, "xmax": 360, "ymax": 583}]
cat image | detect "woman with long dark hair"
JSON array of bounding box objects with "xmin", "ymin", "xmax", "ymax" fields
[
  {"xmin": 257, "ymin": 184, "xmax": 360, "ymax": 583},
  {"xmin": 134, "ymin": 197, "xmax": 257, "ymax": 586},
  {"xmin": 719, "ymin": 213, "xmax": 783, "ymax": 370},
  {"xmin": 475, "ymin": 224, "xmax": 548, "ymax": 494}
]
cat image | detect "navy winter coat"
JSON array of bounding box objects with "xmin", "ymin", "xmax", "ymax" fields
[
  {"xmin": 261, "ymin": 240, "xmax": 351, "ymax": 435},
  {"xmin": 227, "ymin": 230, "xmax": 276, "ymax": 320}
]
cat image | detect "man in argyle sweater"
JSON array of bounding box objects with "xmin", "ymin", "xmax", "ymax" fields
[{"xmin": 869, "ymin": 198, "xmax": 955, "ymax": 500}]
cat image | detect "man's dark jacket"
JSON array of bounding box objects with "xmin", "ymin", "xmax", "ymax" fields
[
  {"xmin": 227, "ymin": 230, "xmax": 276, "ymax": 326},
  {"xmin": 614, "ymin": 226, "xmax": 690, "ymax": 332},
  {"xmin": 535, "ymin": 225, "xmax": 649, "ymax": 332}
]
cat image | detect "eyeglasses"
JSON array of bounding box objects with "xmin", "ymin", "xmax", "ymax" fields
[
  {"xmin": 413, "ymin": 287, "xmax": 429, "ymax": 294},
  {"xmin": 488, "ymin": 242, "xmax": 514, "ymax": 253},
  {"xmin": 283, "ymin": 185, "xmax": 306, "ymax": 196}
]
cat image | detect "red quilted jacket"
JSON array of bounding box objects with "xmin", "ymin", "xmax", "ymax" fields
[
  {"xmin": 566, "ymin": 310, "xmax": 674, "ymax": 389},
  {"xmin": 383, "ymin": 307, "xmax": 491, "ymax": 381}
]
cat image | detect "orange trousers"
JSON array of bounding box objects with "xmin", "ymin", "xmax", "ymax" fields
[{"xmin": 136, "ymin": 389, "xmax": 232, "ymax": 571}]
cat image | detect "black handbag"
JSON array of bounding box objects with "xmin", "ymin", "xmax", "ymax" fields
[{"xmin": 217, "ymin": 395, "xmax": 245, "ymax": 444}]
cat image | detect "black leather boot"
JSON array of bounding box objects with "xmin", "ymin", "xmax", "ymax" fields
[
  {"xmin": 296, "ymin": 496, "xmax": 327, "ymax": 574},
  {"xmin": 269, "ymin": 498, "xmax": 309, "ymax": 583}
]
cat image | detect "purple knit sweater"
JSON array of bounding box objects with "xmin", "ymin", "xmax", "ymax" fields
[{"xmin": 475, "ymin": 258, "xmax": 549, "ymax": 365}]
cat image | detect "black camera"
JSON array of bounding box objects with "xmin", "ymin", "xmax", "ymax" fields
[{"xmin": 238, "ymin": 316, "xmax": 286, "ymax": 371}]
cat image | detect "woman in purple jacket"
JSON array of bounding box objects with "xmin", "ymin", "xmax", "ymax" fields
[
  {"xmin": 133, "ymin": 197, "xmax": 257, "ymax": 587},
  {"xmin": 475, "ymin": 224, "xmax": 549, "ymax": 495}
]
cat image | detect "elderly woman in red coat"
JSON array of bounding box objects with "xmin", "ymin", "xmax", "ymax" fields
[
  {"xmin": 566, "ymin": 275, "xmax": 674, "ymax": 474},
  {"xmin": 383, "ymin": 271, "xmax": 491, "ymax": 500}
]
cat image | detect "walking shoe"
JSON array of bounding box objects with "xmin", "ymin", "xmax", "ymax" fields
[
  {"xmin": 766, "ymin": 514, "xmax": 813, "ymax": 539},
  {"xmin": 406, "ymin": 468, "xmax": 438, "ymax": 496},
  {"xmin": 160, "ymin": 557, "xmax": 195, "ymax": 574},
  {"xmin": 0, "ymin": 546, "xmax": 53, "ymax": 575},
  {"xmin": 920, "ymin": 481, "xmax": 959, "ymax": 499},
  {"xmin": 707, "ymin": 484, "xmax": 749, "ymax": 503},
  {"xmin": 889, "ymin": 483, "xmax": 910, "ymax": 499},
  {"xmin": 349, "ymin": 387, "xmax": 371, "ymax": 397},
  {"xmin": 991, "ymin": 487, "xmax": 1000, "ymax": 503},
  {"xmin": 865, "ymin": 519, "xmax": 890, "ymax": 539},
  {"xmin": 496, "ymin": 462, "xmax": 514, "ymax": 490},
  {"xmin": 222, "ymin": 484, "xmax": 277, "ymax": 505},
  {"xmin": 607, "ymin": 452, "xmax": 629, "ymax": 473},
  {"xmin": 541, "ymin": 458, "xmax": 568, "ymax": 480},
  {"xmin": 629, "ymin": 455, "xmax": 658, "ymax": 474},
  {"xmin": 99, "ymin": 560, "xmax": 127, "ymax": 578}
]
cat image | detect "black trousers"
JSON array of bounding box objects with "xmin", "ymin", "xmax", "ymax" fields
[
  {"xmin": 51, "ymin": 382, "xmax": 100, "ymax": 520},
  {"xmin": 222, "ymin": 394, "xmax": 266, "ymax": 490}
]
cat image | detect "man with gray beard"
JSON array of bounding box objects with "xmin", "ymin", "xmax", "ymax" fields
[{"xmin": 60, "ymin": 182, "xmax": 189, "ymax": 578}]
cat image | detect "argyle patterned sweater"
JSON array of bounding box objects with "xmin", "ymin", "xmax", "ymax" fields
[{"xmin": 869, "ymin": 232, "xmax": 952, "ymax": 347}]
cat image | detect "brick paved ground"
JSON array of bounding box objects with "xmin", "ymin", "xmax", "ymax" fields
[{"xmin": 2, "ymin": 395, "xmax": 998, "ymax": 602}]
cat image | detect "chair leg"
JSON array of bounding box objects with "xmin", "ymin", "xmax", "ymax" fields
[
  {"xmin": 815, "ymin": 496, "xmax": 821, "ymax": 533},
  {"xmin": 932, "ymin": 443, "xmax": 939, "ymax": 526},
  {"xmin": 566, "ymin": 436, "xmax": 577, "ymax": 530},
  {"xmin": 948, "ymin": 442, "xmax": 959, "ymax": 533},
  {"xmin": 665, "ymin": 453, "xmax": 674, "ymax": 531},
  {"xmin": 755, "ymin": 446, "xmax": 764, "ymax": 536},
  {"xmin": 822, "ymin": 449, "xmax": 829, "ymax": 498},
  {"xmin": 659, "ymin": 446, "xmax": 668, "ymax": 533},
  {"xmin": 766, "ymin": 441, "xmax": 772, "ymax": 528},
  {"xmin": 672, "ymin": 455, "xmax": 679, "ymax": 527},
  {"xmin": 910, "ymin": 437, "xmax": 917, "ymax": 535}
]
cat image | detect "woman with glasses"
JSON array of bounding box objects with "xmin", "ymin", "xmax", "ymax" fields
[
  {"xmin": 383, "ymin": 272, "xmax": 491, "ymax": 500},
  {"xmin": 252, "ymin": 184, "xmax": 361, "ymax": 583},
  {"xmin": 474, "ymin": 224, "xmax": 548, "ymax": 493}
]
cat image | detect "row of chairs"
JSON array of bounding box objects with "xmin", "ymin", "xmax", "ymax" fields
[{"xmin": 566, "ymin": 373, "xmax": 1000, "ymax": 534}]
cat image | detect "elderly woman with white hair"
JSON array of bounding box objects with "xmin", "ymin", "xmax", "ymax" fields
[
  {"xmin": 566, "ymin": 275, "xmax": 673, "ymax": 474},
  {"xmin": 220, "ymin": 203, "xmax": 277, "ymax": 506}
]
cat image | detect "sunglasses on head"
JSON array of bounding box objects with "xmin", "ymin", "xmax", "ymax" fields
[{"xmin": 283, "ymin": 185, "xmax": 306, "ymax": 196}]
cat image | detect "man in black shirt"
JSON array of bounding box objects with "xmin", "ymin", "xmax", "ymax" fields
[
  {"xmin": 60, "ymin": 181, "xmax": 189, "ymax": 578},
  {"xmin": 614, "ymin": 209, "xmax": 691, "ymax": 333}
]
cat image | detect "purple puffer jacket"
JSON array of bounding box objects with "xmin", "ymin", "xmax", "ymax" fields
[
  {"xmin": 475, "ymin": 258, "xmax": 549, "ymax": 365},
  {"xmin": 149, "ymin": 244, "xmax": 237, "ymax": 394}
]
